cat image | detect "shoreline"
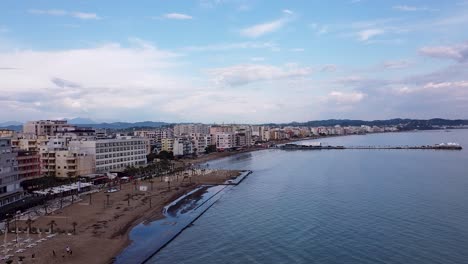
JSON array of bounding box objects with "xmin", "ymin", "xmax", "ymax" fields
[{"xmin": 6, "ymin": 170, "xmax": 241, "ymax": 264}]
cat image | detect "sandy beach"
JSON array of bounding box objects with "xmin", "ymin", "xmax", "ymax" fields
[{"xmin": 6, "ymin": 169, "xmax": 240, "ymax": 264}]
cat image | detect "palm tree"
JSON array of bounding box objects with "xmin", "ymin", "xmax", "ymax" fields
[
  {"xmin": 25, "ymin": 218, "xmax": 34, "ymax": 233},
  {"xmin": 71, "ymin": 222, "xmax": 78, "ymax": 234},
  {"xmin": 48, "ymin": 220, "xmax": 57, "ymax": 234}
]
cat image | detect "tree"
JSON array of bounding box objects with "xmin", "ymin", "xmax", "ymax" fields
[
  {"xmin": 157, "ymin": 150, "xmax": 174, "ymax": 160},
  {"xmin": 205, "ymin": 145, "xmax": 217, "ymax": 154},
  {"xmin": 48, "ymin": 220, "xmax": 57, "ymax": 233},
  {"xmin": 72, "ymin": 222, "xmax": 78, "ymax": 234}
]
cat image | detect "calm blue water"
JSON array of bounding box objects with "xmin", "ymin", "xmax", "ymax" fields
[{"xmin": 149, "ymin": 130, "xmax": 468, "ymax": 264}]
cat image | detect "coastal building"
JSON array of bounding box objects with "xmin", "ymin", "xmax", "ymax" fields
[
  {"xmin": 172, "ymin": 138, "xmax": 193, "ymax": 156},
  {"xmin": 0, "ymin": 129, "xmax": 16, "ymax": 138},
  {"xmin": 0, "ymin": 138, "xmax": 24, "ymax": 207},
  {"xmin": 235, "ymin": 129, "xmax": 252, "ymax": 147},
  {"xmin": 215, "ymin": 133, "xmax": 235, "ymax": 150},
  {"xmin": 191, "ymin": 134, "xmax": 212, "ymax": 154},
  {"xmin": 16, "ymin": 150, "xmax": 41, "ymax": 180},
  {"xmin": 161, "ymin": 138, "xmax": 174, "ymax": 152},
  {"xmin": 54, "ymin": 150, "xmax": 95, "ymax": 178},
  {"xmin": 23, "ymin": 120, "xmax": 76, "ymax": 137},
  {"xmin": 69, "ymin": 138, "xmax": 149, "ymax": 173},
  {"xmin": 174, "ymin": 124, "xmax": 210, "ymax": 136}
]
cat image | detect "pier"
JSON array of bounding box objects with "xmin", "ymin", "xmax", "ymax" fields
[{"xmin": 279, "ymin": 143, "xmax": 462, "ymax": 151}]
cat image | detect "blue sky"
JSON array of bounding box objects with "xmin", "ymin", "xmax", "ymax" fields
[{"xmin": 1, "ymin": 0, "xmax": 468, "ymax": 123}]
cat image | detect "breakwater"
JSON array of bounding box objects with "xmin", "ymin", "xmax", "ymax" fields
[
  {"xmin": 279, "ymin": 143, "xmax": 462, "ymax": 150},
  {"xmin": 115, "ymin": 170, "xmax": 252, "ymax": 264}
]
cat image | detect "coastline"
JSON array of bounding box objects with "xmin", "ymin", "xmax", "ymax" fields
[{"xmin": 9, "ymin": 170, "xmax": 241, "ymax": 264}]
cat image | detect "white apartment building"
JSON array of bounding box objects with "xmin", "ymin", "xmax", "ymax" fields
[
  {"xmin": 191, "ymin": 134, "xmax": 212, "ymax": 154},
  {"xmin": 23, "ymin": 120, "xmax": 76, "ymax": 137},
  {"xmin": 0, "ymin": 138, "xmax": 23, "ymax": 207},
  {"xmin": 172, "ymin": 138, "xmax": 193, "ymax": 156},
  {"xmin": 174, "ymin": 124, "xmax": 210, "ymax": 136},
  {"xmin": 215, "ymin": 133, "xmax": 235, "ymax": 150},
  {"xmin": 135, "ymin": 128, "xmax": 173, "ymax": 144},
  {"xmin": 69, "ymin": 138, "xmax": 149, "ymax": 173}
]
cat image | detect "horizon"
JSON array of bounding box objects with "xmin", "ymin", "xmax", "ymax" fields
[{"xmin": 1, "ymin": 1, "xmax": 468, "ymax": 122}]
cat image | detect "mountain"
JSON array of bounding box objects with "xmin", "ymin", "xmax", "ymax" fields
[
  {"xmin": 0, "ymin": 121, "xmax": 22, "ymax": 127},
  {"xmin": 274, "ymin": 118, "xmax": 468, "ymax": 130},
  {"xmin": 67, "ymin": 117, "xmax": 97, "ymax": 124},
  {"xmin": 77, "ymin": 121, "xmax": 170, "ymax": 129}
]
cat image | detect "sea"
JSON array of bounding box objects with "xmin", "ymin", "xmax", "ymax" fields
[{"xmin": 147, "ymin": 130, "xmax": 468, "ymax": 264}]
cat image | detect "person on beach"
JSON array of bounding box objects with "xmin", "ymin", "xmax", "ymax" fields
[
  {"xmin": 66, "ymin": 246, "xmax": 70, "ymax": 255},
  {"xmin": 52, "ymin": 250, "xmax": 56, "ymax": 257}
]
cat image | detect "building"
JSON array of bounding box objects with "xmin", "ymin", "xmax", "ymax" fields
[
  {"xmin": 0, "ymin": 138, "xmax": 23, "ymax": 207},
  {"xmin": 174, "ymin": 124, "xmax": 210, "ymax": 136},
  {"xmin": 23, "ymin": 120, "xmax": 75, "ymax": 137},
  {"xmin": 172, "ymin": 138, "xmax": 193, "ymax": 156},
  {"xmin": 191, "ymin": 134, "xmax": 212, "ymax": 154},
  {"xmin": 0, "ymin": 129, "xmax": 16, "ymax": 138},
  {"xmin": 69, "ymin": 138, "xmax": 149, "ymax": 173},
  {"xmin": 54, "ymin": 150, "xmax": 95, "ymax": 178},
  {"xmin": 235, "ymin": 129, "xmax": 252, "ymax": 147},
  {"xmin": 215, "ymin": 133, "xmax": 235, "ymax": 150},
  {"xmin": 161, "ymin": 138, "xmax": 174, "ymax": 152},
  {"xmin": 17, "ymin": 151, "xmax": 41, "ymax": 180}
]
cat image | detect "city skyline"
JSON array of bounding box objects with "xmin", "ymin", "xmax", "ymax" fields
[{"xmin": 1, "ymin": 0, "xmax": 468, "ymax": 123}]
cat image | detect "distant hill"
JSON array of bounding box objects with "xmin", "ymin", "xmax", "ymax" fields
[
  {"xmin": 67, "ymin": 117, "xmax": 97, "ymax": 124},
  {"xmin": 78, "ymin": 121, "xmax": 170, "ymax": 129},
  {"xmin": 0, "ymin": 121, "xmax": 22, "ymax": 127},
  {"xmin": 273, "ymin": 118, "xmax": 468, "ymax": 130}
]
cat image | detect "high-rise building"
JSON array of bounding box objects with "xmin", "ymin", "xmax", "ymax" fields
[
  {"xmin": 174, "ymin": 124, "xmax": 210, "ymax": 136},
  {"xmin": 23, "ymin": 120, "xmax": 76, "ymax": 137},
  {"xmin": 17, "ymin": 150, "xmax": 41, "ymax": 180},
  {"xmin": 0, "ymin": 138, "xmax": 23, "ymax": 207},
  {"xmin": 69, "ymin": 138, "xmax": 149, "ymax": 173}
]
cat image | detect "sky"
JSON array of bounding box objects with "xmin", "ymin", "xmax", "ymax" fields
[{"xmin": 1, "ymin": 0, "xmax": 468, "ymax": 124}]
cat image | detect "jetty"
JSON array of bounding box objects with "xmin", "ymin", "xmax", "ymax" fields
[{"xmin": 278, "ymin": 143, "xmax": 462, "ymax": 151}]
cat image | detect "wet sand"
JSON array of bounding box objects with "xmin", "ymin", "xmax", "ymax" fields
[{"xmin": 8, "ymin": 170, "xmax": 240, "ymax": 264}]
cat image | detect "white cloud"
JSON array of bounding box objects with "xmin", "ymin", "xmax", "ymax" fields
[
  {"xmin": 240, "ymin": 11, "xmax": 293, "ymax": 38},
  {"xmin": 207, "ymin": 64, "xmax": 312, "ymax": 86},
  {"xmin": 357, "ymin": 29, "xmax": 384, "ymax": 41},
  {"xmin": 71, "ymin": 12, "xmax": 101, "ymax": 20},
  {"xmin": 290, "ymin": 48, "xmax": 304, "ymax": 52},
  {"xmin": 163, "ymin": 13, "xmax": 193, "ymax": 20},
  {"xmin": 183, "ymin": 41, "xmax": 278, "ymax": 52},
  {"xmin": 419, "ymin": 42, "xmax": 468, "ymax": 62},
  {"xmin": 321, "ymin": 64, "xmax": 337, "ymax": 72},
  {"xmin": 28, "ymin": 9, "xmax": 101, "ymax": 20},
  {"xmin": 325, "ymin": 91, "xmax": 367, "ymax": 104},
  {"xmin": 393, "ymin": 5, "xmax": 435, "ymax": 12},
  {"xmin": 250, "ymin": 57, "xmax": 265, "ymax": 62},
  {"xmin": 382, "ymin": 60, "xmax": 411, "ymax": 69}
]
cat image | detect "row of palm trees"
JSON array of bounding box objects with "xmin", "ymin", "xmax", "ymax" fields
[{"xmin": 4, "ymin": 218, "xmax": 78, "ymax": 235}]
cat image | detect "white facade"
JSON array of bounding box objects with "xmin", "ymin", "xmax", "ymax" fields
[
  {"xmin": 0, "ymin": 138, "xmax": 23, "ymax": 207},
  {"xmin": 174, "ymin": 124, "xmax": 210, "ymax": 136},
  {"xmin": 215, "ymin": 133, "xmax": 235, "ymax": 150},
  {"xmin": 69, "ymin": 138, "xmax": 149, "ymax": 173}
]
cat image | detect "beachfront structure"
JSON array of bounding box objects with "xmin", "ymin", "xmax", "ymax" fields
[
  {"xmin": 23, "ymin": 120, "xmax": 76, "ymax": 137},
  {"xmin": 214, "ymin": 133, "xmax": 235, "ymax": 150},
  {"xmin": 235, "ymin": 129, "xmax": 253, "ymax": 147},
  {"xmin": 69, "ymin": 138, "xmax": 149, "ymax": 173},
  {"xmin": 134, "ymin": 128, "xmax": 173, "ymax": 144},
  {"xmin": 0, "ymin": 138, "xmax": 24, "ymax": 207},
  {"xmin": 174, "ymin": 124, "xmax": 210, "ymax": 136},
  {"xmin": 191, "ymin": 134, "xmax": 212, "ymax": 154},
  {"xmin": 17, "ymin": 150, "xmax": 41, "ymax": 180},
  {"xmin": 172, "ymin": 138, "xmax": 194, "ymax": 156},
  {"xmin": 161, "ymin": 138, "xmax": 174, "ymax": 152},
  {"xmin": 0, "ymin": 129, "xmax": 16, "ymax": 138}
]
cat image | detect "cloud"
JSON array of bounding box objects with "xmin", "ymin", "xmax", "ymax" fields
[
  {"xmin": 240, "ymin": 12, "xmax": 293, "ymax": 38},
  {"xmin": 71, "ymin": 12, "xmax": 101, "ymax": 20},
  {"xmin": 240, "ymin": 19, "xmax": 289, "ymax": 38},
  {"xmin": 419, "ymin": 42, "xmax": 468, "ymax": 62},
  {"xmin": 162, "ymin": 13, "xmax": 193, "ymax": 20},
  {"xmin": 290, "ymin": 48, "xmax": 304, "ymax": 52},
  {"xmin": 207, "ymin": 64, "xmax": 312, "ymax": 86},
  {"xmin": 183, "ymin": 41, "xmax": 278, "ymax": 52},
  {"xmin": 382, "ymin": 60, "xmax": 411, "ymax": 69},
  {"xmin": 28, "ymin": 9, "xmax": 101, "ymax": 20},
  {"xmin": 320, "ymin": 64, "xmax": 337, "ymax": 72},
  {"xmin": 357, "ymin": 29, "xmax": 385, "ymax": 41},
  {"xmin": 325, "ymin": 91, "xmax": 367, "ymax": 104},
  {"xmin": 393, "ymin": 5, "xmax": 435, "ymax": 12}
]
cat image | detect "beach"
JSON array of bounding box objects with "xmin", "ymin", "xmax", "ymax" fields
[{"xmin": 7, "ymin": 169, "xmax": 240, "ymax": 264}]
